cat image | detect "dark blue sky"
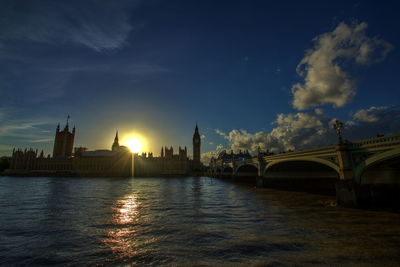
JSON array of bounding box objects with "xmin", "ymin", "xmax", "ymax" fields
[{"xmin": 1, "ymin": 0, "xmax": 400, "ymax": 161}]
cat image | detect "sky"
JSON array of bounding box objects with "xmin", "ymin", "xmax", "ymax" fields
[{"xmin": 1, "ymin": 0, "xmax": 400, "ymax": 163}]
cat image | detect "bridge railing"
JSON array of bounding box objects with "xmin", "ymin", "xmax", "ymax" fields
[
  {"xmin": 211, "ymin": 134, "xmax": 400, "ymax": 170},
  {"xmin": 262, "ymin": 145, "xmax": 337, "ymax": 160},
  {"xmin": 348, "ymin": 134, "xmax": 400, "ymax": 148}
]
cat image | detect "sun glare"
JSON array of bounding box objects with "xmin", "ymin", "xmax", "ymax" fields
[{"xmin": 124, "ymin": 138, "xmax": 142, "ymax": 153}]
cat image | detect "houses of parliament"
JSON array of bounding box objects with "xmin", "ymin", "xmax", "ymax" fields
[{"xmin": 7, "ymin": 119, "xmax": 203, "ymax": 177}]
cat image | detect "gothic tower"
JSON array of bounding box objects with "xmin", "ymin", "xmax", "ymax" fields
[
  {"xmin": 112, "ymin": 131, "xmax": 120, "ymax": 151},
  {"xmin": 53, "ymin": 116, "xmax": 75, "ymax": 158},
  {"xmin": 192, "ymin": 123, "xmax": 201, "ymax": 170}
]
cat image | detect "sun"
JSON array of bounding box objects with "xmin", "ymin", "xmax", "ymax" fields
[{"xmin": 124, "ymin": 138, "xmax": 142, "ymax": 153}]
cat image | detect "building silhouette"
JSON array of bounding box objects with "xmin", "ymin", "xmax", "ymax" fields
[
  {"xmin": 53, "ymin": 120, "xmax": 75, "ymax": 158},
  {"xmin": 209, "ymin": 149, "xmax": 252, "ymax": 170},
  {"xmin": 7, "ymin": 120, "xmax": 203, "ymax": 177},
  {"xmin": 133, "ymin": 124, "xmax": 203, "ymax": 176},
  {"xmin": 192, "ymin": 123, "xmax": 201, "ymax": 170},
  {"xmin": 111, "ymin": 131, "xmax": 120, "ymax": 152}
]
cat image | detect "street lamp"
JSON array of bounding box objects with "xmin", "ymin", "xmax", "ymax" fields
[{"xmin": 333, "ymin": 119, "xmax": 344, "ymax": 144}]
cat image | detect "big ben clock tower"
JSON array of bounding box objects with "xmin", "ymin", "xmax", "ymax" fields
[{"xmin": 192, "ymin": 123, "xmax": 201, "ymax": 170}]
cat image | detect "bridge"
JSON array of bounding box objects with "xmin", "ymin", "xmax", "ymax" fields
[{"xmin": 209, "ymin": 134, "xmax": 400, "ymax": 206}]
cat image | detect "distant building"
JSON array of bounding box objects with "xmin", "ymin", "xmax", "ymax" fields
[
  {"xmin": 209, "ymin": 149, "xmax": 252, "ymax": 169},
  {"xmin": 7, "ymin": 120, "xmax": 203, "ymax": 177},
  {"xmin": 73, "ymin": 147, "xmax": 132, "ymax": 177},
  {"xmin": 8, "ymin": 122, "xmax": 132, "ymax": 177},
  {"xmin": 134, "ymin": 124, "xmax": 203, "ymax": 176},
  {"xmin": 53, "ymin": 121, "xmax": 75, "ymax": 158}
]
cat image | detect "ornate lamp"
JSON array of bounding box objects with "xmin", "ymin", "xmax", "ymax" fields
[{"xmin": 333, "ymin": 119, "xmax": 344, "ymax": 144}]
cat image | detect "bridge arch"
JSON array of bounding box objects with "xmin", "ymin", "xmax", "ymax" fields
[
  {"xmin": 263, "ymin": 158, "xmax": 340, "ymax": 195},
  {"xmin": 235, "ymin": 164, "xmax": 259, "ymax": 184},
  {"xmin": 357, "ymin": 147, "xmax": 400, "ymax": 185},
  {"xmin": 264, "ymin": 157, "xmax": 340, "ymax": 177},
  {"xmin": 235, "ymin": 162, "xmax": 258, "ymax": 174}
]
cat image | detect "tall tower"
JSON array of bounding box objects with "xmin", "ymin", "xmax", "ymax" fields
[
  {"xmin": 53, "ymin": 116, "xmax": 75, "ymax": 158},
  {"xmin": 112, "ymin": 131, "xmax": 120, "ymax": 151},
  {"xmin": 192, "ymin": 123, "xmax": 201, "ymax": 170}
]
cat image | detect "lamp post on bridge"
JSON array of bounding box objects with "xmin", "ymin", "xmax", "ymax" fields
[{"xmin": 333, "ymin": 119, "xmax": 344, "ymax": 144}]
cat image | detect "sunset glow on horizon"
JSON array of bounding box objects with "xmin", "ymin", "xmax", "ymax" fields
[{"xmin": 121, "ymin": 133, "xmax": 147, "ymax": 153}]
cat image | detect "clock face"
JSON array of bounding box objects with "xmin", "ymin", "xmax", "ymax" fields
[{"xmin": 194, "ymin": 138, "xmax": 199, "ymax": 144}]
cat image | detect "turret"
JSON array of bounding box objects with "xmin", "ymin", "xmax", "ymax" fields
[
  {"xmin": 112, "ymin": 131, "xmax": 120, "ymax": 151},
  {"xmin": 64, "ymin": 115, "xmax": 70, "ymax": 131},
  {"xmin": 52, "ymin": 116, "xmax": 75, "ymax": 158}
]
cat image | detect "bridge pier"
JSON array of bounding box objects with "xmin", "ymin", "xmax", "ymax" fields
[
  {"xmin": 335, "ymin": 180, "xmax": 370, "ymax": 206},
  {"xmin": 256, "ymin": 176, "xmax": 264, "ymax": 187},
  {"xmin": 336, "ymin": 181, "xmax": 400, "ymax": 207}
]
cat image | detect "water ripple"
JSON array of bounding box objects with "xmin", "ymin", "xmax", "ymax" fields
[{"xmin": 1, "ymin": 176, "xmax": 400, "ymax": 266}]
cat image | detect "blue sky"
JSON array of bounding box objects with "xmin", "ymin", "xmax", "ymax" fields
[{"xmin": 1, "ymin": 0, "xmax": 400, "ymax": 162}]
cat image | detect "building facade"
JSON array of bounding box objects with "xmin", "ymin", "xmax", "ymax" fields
[
  {"xmin": 209, "ymin": 149, "xmax": 253, "ymax": 169},
  {"xmin": 134, "ymin": 125, "xmax": 203, "ymax": 176},
  {"xmin": 53, "ymin": 121, "xmax": 75, "ymax": 158},
  {"xmin": 7, "ymin": 121, "xmax": 203, "ymax": 177},
  {"xmin": 8, "ymin": 122, "xmax": 132, "ymax": 177}
]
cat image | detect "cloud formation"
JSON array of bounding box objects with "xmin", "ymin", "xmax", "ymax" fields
[
  {"xmin": 346, "ymin": 106, "xmax": 400, "ymax": 139},
  {"xmin": 292, "ymin": 22, "xmax": 393, "ymax": 110},
  {"xmin": 0, "ymin": 0, "xmax": 139, "ymax": 53},
  {"xmin": 352, "ymin": 106, "xmax": 390, "ymax": 122},
  {"xmin": 207, "ymin": 106, "xmax": 400, "ymax": 162},
  {"xmin": 221, "ymin": 112, "xmax": 334, "ymax": 155},
  {"xmin": 0, "ymin": 108, "xmax": 59, "ymax": 155},
  {"xmin": 0, "ymin": 108, "xmax": 56, "ymax": 140},
  {"xmin": 201, "ymin": 144, "xmax": 225, "ymax": 164},
  {"xmin": 215, "ymin": 129, "xmax": 227, "ymax": 137}
]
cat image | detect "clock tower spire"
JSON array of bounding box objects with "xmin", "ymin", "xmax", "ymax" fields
[{"xmin": 192, "ymin": 123, "xmax": 201, "ymax": 170}]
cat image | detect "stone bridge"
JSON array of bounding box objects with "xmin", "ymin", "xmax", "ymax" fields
[{"xmin": 210, "ymin": 134, "xmax": 400, "ymax": 206}]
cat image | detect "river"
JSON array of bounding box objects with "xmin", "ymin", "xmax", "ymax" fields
[{"xmin": 0, "ymin": 176, "xmax": 399, "ymax": 266}]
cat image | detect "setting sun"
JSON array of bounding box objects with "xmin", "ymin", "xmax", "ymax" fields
[{"xmin": 124, "ymin": 138, "xmax": 142, "ymax": 153}]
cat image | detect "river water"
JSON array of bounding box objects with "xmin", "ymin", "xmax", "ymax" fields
[{"xmin": 0, "ymin": 176, "xmax": 399, "ymax": 266}]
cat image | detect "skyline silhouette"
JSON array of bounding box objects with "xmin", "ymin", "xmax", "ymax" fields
[
  {"xmin": 1, "ymin": 1, "xmax": 400, "ymax": 162},
  {"xmin": 1, "ymin": 2, "xmax": 400, "ymax": 265}
]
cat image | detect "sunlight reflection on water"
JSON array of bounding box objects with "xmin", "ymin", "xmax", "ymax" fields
[
  {"xmin": 103, "ymin": 195, "xmax": 145, "ymax": 259},
  {"xmin": 112, "ymin": 195, "xmax": 140, "ymax": 225}
]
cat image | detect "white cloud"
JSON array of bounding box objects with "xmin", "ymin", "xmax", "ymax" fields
[
  {"xmin": 215, "ymin": 129, "xmax": 227, "ymax": 138},
  {"xmin": 216, "ymin": 144, "xmax": 224, "ymax": 151},
  {"xmin": 224, "ymin": 129, "xmax": 268, "ymax": 153},
  {"xmin": 314, "ymin": 108, "xmax": 324, "ymax": 115},
  {"xmin": 201, "ymin": 151, "xmax": 218, "ymax": 165},
  {"xmin": 292, "ymin": 21, "xmax": 393, "ymax": 110},
  {"xmin": 346, "ymin": 106, "xmax": 400, "ymax": 139},
  {"xmin": 224, "ymin": 112, "xmax": 333, "ymax": 154},
  {"xmin": 205, "ymin": 106, "xmax": 400, "ymax": 157},
  {"xmin": 352, "ymin": 106, "xmax": 390, "ymax": 122},
  {"xmin": 201, "ymin": 144, "xmax": 224, "ymax": 164}
]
